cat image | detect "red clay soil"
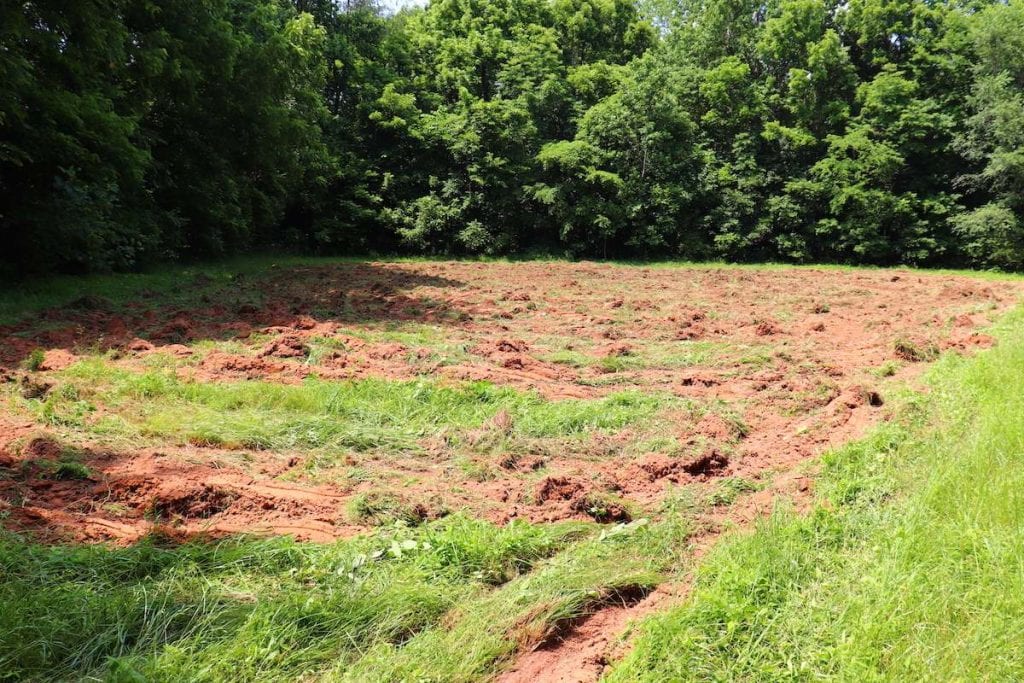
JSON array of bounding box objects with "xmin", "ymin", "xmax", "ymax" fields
[
  {"xmin": 0, "ymin": 262, "xmax": 1019, "ymax": 547},
  {"xmin": 496, "ymin": 469, "xmax": 817, "ymax": 683}
]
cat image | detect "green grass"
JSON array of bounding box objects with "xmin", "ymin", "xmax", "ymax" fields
[
  {"xmin": 0, "ymin": 256, "xmax": 306, "ymax": 325},
  {"xmin": 332, "ymin": 517, "xmax": 688, "ymax": 682},
  {"xmin": 0, "ymin": 514, "xmax": 693, "ymax": 683},
  {"xmin": 608, "ymin": 307, "xmax": 1024, "ymax": 681},
  {"xmin": 0, "ymin": 517, "xmax": 587, "ymax": 682},
  {"xmin": 32, "ymin": 360, "xmax": 670, "ymax": 453},
  {"xmin": 543, "ymin": 342, "xmax": 720, "ymax": 373}
]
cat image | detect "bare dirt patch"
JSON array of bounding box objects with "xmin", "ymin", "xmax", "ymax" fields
[{"xmin": 0, "ymin": 262, "xmax": 1019, "ymax": 545}]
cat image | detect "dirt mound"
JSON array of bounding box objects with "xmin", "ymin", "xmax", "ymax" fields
[
  {"xmin": 535, "ymin": 476, "xmax": 586, "ymax": 503},
  {"xmin": 110, "ymin": 477, "xmax": 237, "ymax": 519},
  {"xmin": 261, "ymin": 334, "xmax": 309, "ymax": 358},
  {"xmin": 24, "ymin": 436, "xmax": 63, "ymax": 459},
  {"xmin": 682, "ymin": 450, "xmax": 730, "ymax": 478},
  {"xmin": 476, "ymin": 339, "xmax": 531, "ymax": 356},
  {"xmin": 38, "ymin": 349, "xmax": 77, "ymax": 371}
]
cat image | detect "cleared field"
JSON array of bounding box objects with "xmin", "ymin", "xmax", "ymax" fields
[{"xmin": 0, "ymin": 259, "xmax": 1020, "ymax": 681}]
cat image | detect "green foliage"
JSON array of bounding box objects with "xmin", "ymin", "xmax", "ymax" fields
[
  {"xmin": 4, "ymin": 0, "xmax": 1024, "ymax": 273},
  {"xmin": 0, "ymin": 517, "xmax": 584, "ymax": 680},
  {"xmin": 22, "ymin": 349, "xmax": 45, "ymax": 372}
]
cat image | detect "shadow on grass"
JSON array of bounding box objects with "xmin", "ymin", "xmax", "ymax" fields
[{"xmin": 0, "ymin": 261, "xmax": 466, "ymax": 366}]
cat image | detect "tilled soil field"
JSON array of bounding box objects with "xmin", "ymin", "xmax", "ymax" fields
[{"xmin": 0, "ymin": 261, "xmax": 1018, "ymax": 544}]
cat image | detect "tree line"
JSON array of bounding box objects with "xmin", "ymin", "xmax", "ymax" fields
[{"xmin": 3, "ymin": 0, "xmax": 1024, "ymax": 276}]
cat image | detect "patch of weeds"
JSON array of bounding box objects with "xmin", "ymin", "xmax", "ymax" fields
[
  {"xmin": 598, "ymin": 355, "xmax": 637, "ymax": 373},
  {"xmin": 736, "ymin": 348, "xmax": 775, "ymax": 368},
  {"xmin": 346, "ymin": 491, "xmax": 437, "ymax": 526},
  {"xmin": 543, "ymin": 349, "xmax": 591, "ymax": 368},
  {"xmin": 22, "ymin": 349, "xmax": 45, "ymax": 372},
  {"xmin": 305, "ymin": 336, "xmax": 348, "ymax": 365},
  {"xmin": 873, "ymin": 360, "xmax": 900, "ymax": 378},
  {"xmin": 573, "ymin": 491, "xmax": 636, "ymax": 523},
  {"xmin": 35, "ymin": 385, "xmax": 96, "ymax": 428},
  {"xmin": 635, "ymin": 436, "xmax": 683, "ymax": 454},
  {"xmin": 894, "ymin": 338, "xmax": 939, "ymax": 362},
  {"xmin": 22, "ymin": 444, "xmax": 94, "ymax": 481},
  {"xmin": 457, "ymin": 457, "xmax": 495, "ymax": 482},
  {"xmin": 660, "ymin": 485, "xmax": 701, "ymax": 515},
  {"xmin": 185, "ymin": 432, "xmax": 228, "ymax": 448}
]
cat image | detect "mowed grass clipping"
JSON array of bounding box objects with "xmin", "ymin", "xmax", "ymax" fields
[
  {"xmin": 609, "ymin": 307, "xmax": 1024, "ymax": 681},
  {"xmin": 42, "ymin": 359, "xmax": 668, "ymax": 452}
]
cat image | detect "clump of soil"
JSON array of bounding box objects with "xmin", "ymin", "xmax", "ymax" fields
[
  {"xmin": 534, "ymin": 476, "xmax": 586, "ymax": 503},
  {"xmin": 477, "ymin": 339, "xmax": 530, "ymax": 356},
  {"xmin": 347, "ymin": 490, "xmax": 442, "ymax": 526},
  {"xmin": 23, "ymin": 437, "xmax": 63, "ymax": 459},
  {"xmin": 261, "ymin": 334, "xmax": 309, "ymax": 359},
  {"xmin": 681, "ymin": 451, "xmax": 730, "ymax": 478},
  {"xmin": 601, "ymin": 343, "xmax": 633, "ymax": 358},
  {"xmin": 153, "ymin": 483, "xmax": 238, "ymax": 519},
  {"xmin": 570, "ymin": 494, "xmax": 631, "ymax": 522}
]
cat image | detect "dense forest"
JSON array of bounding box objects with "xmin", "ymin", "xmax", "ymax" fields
[{"xmin": 2, "ymin": 0, "xmax": 1024, "ymax": 276}]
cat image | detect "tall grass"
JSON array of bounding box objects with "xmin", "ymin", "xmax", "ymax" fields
[
  {"xmin": 0, "ymin": 517, "xmax": 585, "ymax": 681},
  {"xmin": 609, "ymin": 308, "xmax": 1024, "ymax": 681}
]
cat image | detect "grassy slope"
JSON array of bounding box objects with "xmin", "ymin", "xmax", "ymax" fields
[{"xmin": 609, "ymin": 307, "xmax": 1024, "ymax": 681}]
